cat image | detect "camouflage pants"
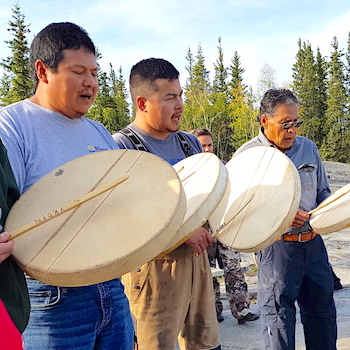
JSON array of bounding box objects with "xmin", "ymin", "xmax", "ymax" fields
[{"xmin": 207, "ymin": 239, "xmax": 250, "ymax": 319}]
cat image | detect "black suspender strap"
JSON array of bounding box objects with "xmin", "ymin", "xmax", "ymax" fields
[
  {"xmin": 118, "ymin": 127, "xmax": 149, "ymax": 152},
  {"xmin": 175, "ymin": 131, "xmax": 195, "ymax": 157},
  {"xmin": 118, "ymin": 127, "xmax": 195, "ymax": 157}
]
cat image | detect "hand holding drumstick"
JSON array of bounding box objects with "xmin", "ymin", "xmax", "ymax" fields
[
  {"xmin": 291, "ymin": 209, "xmax": 310, "ymax": 228},
  {"xmin": 185, "ymin": 227, "xmax": 213, "ymax": 255}
]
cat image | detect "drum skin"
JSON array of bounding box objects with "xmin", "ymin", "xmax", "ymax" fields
[
  {"xmin": 161, "ymin": 152, "xmax": 228, "ymax": 254},
  {"xmin": 310, "ymin": 183, "xmax": 350, "ymax": 235},
  {"xmin": 5, "ymin": 150, "xmax": 186, "ymax": 287},
  {"xmin": 209, "ymin": 146, "xmax": 301, "ymax": 252}
]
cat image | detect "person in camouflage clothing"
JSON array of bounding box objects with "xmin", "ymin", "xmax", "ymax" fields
[
  {"xmin": 192, "ymin": 128, "xmax": 259, "ymax": 325},
  {"xmin": 207, "ymin": 238, "xmax": 259, "ymax": 324}
]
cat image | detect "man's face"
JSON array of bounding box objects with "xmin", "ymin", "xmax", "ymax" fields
[
  {"xmin": 197, "ymin": 135, "xmax": 213, "ymax": 153},
  {"xmin": 44, "ymin": 47, "xmax": 98, "ymax": 118},
  {"xmin": 142, "ymin": 78, "xmax": 183, "ymax": 138},
  {"xmin": 261, "ymin": 104, "xmax": 300, "ymax": 150}
]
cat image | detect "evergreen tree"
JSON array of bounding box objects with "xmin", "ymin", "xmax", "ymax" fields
[
  {"xmin": 182, "ymin": 47, "xmax": 197, "ymax": 130},
  {"xmin": 209, "ymin": 37, "xmax": 233, "ymax": 160},
  {"xmin": 314, "ymin": 47, "xmax": 328, "ymax": 142},
  {"xmin": 346, "ymin": 32, "xmax": 350, "ymax": 93},
  {"xmin": 228, "ymin": 53, "xmax": 258, "ymax": 152},
  {"xmin": 87, "ymin": 65, "xmax": 130, "ymax": 133},
  {"xmin": 0, "ymin": 4, "xmax": 32, "ymax": 105},
  {"xmin": 182, "ymin": 44, "xmax": 211, "ymax": 131},
  {"xmin": 212, "ymin": 37, "xmax": 228, "ymax": 94},
  {"xmin": 110, "ymin": 65, "xmax": 131, "ymax": 129},
  {"xmin": 292, "ymin": 40, "xmax": 327, "ymax": 147},
  {"xmin": 229, "ymin": 51, "xmax": 246, "ymax": 91},
  {"xmin": 320, "ymin": 37, "xmax": 349, "ymax": 162},
  {"xmin": 192, "ymin": 43, "xmax": 210, "ymax": 93}
]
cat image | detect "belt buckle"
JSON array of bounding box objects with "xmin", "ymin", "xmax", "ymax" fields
[{"xmin": 298, "ymin": 230, "xmax": 311, "ymax": 242}]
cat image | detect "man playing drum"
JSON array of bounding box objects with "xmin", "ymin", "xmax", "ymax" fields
[
  {"xmin": 236, "ymin": 89, "xmax": 337, "ymax": 350},
  {"xmin": 113, "ymin": 58, "xmax": 221, "ymax": 350},
  {"xmin": 0, "ymin": 22, "xmax": 134, "ymax": 349}
]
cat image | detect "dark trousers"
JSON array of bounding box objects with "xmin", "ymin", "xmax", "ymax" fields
[{"xmin": 256, "ymin": 234, "xmax": 337, "ymax": 350}]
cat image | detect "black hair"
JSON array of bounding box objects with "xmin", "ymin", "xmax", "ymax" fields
[
  {"xmin": 129, "ymin": 58, "xmax": 179, "ymax": 104},
  {"xmin": 192, "ymin": 128, "xmax": 212, "ymax": 138},
  {"xmin": 30, "ymin": 22, "xmax": 96, "ymax": 88},
  {"xmin": 257, "ymin": 89, "xmax": 299, "ymax": 123}
]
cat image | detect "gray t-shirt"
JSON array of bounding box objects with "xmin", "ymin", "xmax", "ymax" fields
[
  {"xmin": 0, "ymin": 99, "xmax": 118, "ymax": 193},
  {"xmin": 113, "ymin": 123, "xmax": 202, "ymax": 165}
]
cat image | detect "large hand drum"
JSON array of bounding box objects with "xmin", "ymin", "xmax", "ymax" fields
[
  {"xmin": 209, "ymin": 146, "xmax": 301, "ymax": 252},
  {"xmin": 5, "ymin": 150, "xmax": 186, "ymax": 287},
  {"xmin": 310, "ymin": 183, "xmax": 350, "ymax": 234},
  {"xmin": 160, "ymin": 152, "xmax": 228, "ymax": 254}
]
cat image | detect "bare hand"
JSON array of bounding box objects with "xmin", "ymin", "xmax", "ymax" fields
[
  {"xmin": 185, "ymin": 226, "xmax": 213, "ymax": 255},
  {"xmin": 291, "ymin": 209, "xmax": 310, "ymax": 228},
  {"xmin": 0, "ymin": 232, "xmax": 14, "ymax": 263}
]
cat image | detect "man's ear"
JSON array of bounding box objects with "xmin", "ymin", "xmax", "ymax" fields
[
  {"xmin": 260, "ymin": 114, "xmax": 268, "ymax": 128},
  {"xmin": 136, "ymin": 96, "xmax": 147, "ymax": 112},
  {"xmin": 35, "ymin": 59, "xmax": 49, "ymax": 84}
]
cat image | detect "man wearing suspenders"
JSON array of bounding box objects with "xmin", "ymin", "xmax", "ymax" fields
[{"xmin": 113, "ymin": 58, "xmax": 221, "ymax": 350}]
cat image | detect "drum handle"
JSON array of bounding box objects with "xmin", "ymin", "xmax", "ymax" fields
[{"xmin": 9, "ymin": 175, "xmax": 129, "ymax": 240}]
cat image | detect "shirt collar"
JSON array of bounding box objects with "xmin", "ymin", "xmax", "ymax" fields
[{"xmin": 257, "ymin": 127, "xmax": 294, "ymax": 153}]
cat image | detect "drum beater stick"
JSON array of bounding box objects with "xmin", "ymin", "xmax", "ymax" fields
[{"xmin": 9, "ymin": 175, "xmax": 129, "ymax": 240}]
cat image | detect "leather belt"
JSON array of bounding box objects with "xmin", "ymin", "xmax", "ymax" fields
[{"xmin": 277, "ymin": 231, "xmax": 317, "ymax": 242}]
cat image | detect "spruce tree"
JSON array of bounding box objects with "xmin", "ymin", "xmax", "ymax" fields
[
  {"xmin": 292, "ymin": 41, "xmax": 326, "ymax": 147},
  {"xmin": 229, "ymin": 51, "xmax": 246, "ymax": 91},
  {"xmin": 209, "ymin": 37, "xmax": 233, "ymax": 160},
  {"xmin": 228, "ymin": 52, "xmax": 258, "ymax": 152},
  {"xmin": 212, "ymin": 37, "xmax": 228, "ymax": 94},
  {"xmin": 87, "ymin": 65, "xmax": 130, "ymax": 133},
  {"xmin": 110, "ymin": 65, "xmax": 131, "ymax": 130},
  {"xmin": 182, "ymin": 44, "xmax": 211, "ymax": 131},
  {"xmin": 320, "ymin": 37, "xmax": 349, "ymax": 162},
  {"xmin": 0, "ymin": 4, "xmax": 32, "ymax": 105}
]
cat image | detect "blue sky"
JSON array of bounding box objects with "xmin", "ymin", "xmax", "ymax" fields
[{"xmin": 0, "ymin": 0, "xmax": 350, "ymax": 92}]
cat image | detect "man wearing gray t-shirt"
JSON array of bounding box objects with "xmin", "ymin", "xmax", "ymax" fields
[{"xmin": 0, "ymin": 22, "xmax": 133, "ymax": 350}]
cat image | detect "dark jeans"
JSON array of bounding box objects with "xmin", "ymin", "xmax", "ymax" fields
[{"xmin": 256, "ymin": 234, "xmax": 337, "ymax": 350}]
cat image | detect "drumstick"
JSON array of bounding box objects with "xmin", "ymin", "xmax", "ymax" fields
[
  {"xmin": 9, "ymin": 175, "xmax": 129, "ymax": 240},
  {"xmin": 158, "ymin": 193, "xmax": 255, "ymax": 257},
  {"xmin": 212, "ymin": 193, "xmax": 255, "ymax": 237},
  {"xmin": 308, "ymin": 188, "xmax": 350, "ymax": 215}
]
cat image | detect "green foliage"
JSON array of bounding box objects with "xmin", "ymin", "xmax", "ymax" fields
[
  {"xmin": 320, "ymin": 37, "xmax": 350, "ymax": 162},
  {"xmin": 292, "ymin": 41, "xmax": 327, "ymax": 147},
  {"xmin": 86, "ymin": 65, "xmax": 131, "ymax": 133},
  {"xmin": 0, "ymin": 4, "xmax": 33, "ymax": 105},
  {"xmin": 182, "ymin": 41, "xmax": 256, "ymax": 161}
]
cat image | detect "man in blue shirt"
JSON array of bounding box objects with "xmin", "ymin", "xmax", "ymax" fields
[{"xmin": 236, "ymin": 89, "xmax": 337, "ymax": 350}]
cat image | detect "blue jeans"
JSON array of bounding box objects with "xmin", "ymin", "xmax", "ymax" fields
[
  {"xmin": 257, "ymin": 234, "xmax": 337, "ymax": 350},
  {"xmin": 23, "ymin": 278, "xmax": 134, "ymax": 350}
]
